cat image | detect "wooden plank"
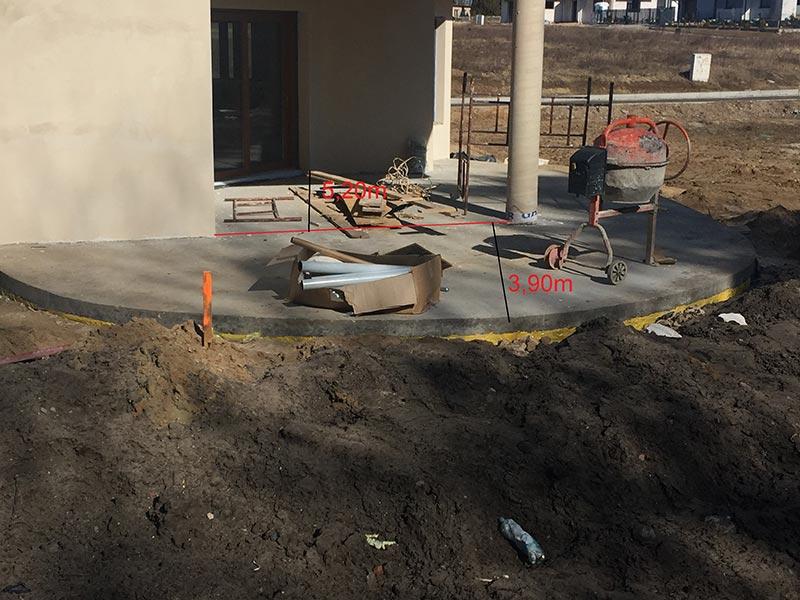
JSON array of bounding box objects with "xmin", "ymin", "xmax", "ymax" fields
[
  {"xmin": 224, "ymin": 197, "xmax": 295, "ymax": 203},
  {"xmin": 223, "ymin": 217, "xmax": 302, "ymax": 223},
  {"xmin": 288, "ymin": 186, "xmax": 369, "ymax": 239},
  {"xmin": 308, "ymin": 171, "xmax": 434, "ymax": 211},
  {"xmin": 289, "ymin": 237, "xmax": 372, "ymax": 264}
]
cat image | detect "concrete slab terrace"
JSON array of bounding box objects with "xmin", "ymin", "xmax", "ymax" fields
[{"xmin": 0, "ymin": 160, "xmax": 755, "ymax": 337}]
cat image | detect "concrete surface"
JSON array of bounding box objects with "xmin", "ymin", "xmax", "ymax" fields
[{"xmin": 0, "ymin": 160, "xmax": 755, "ymax": 337}]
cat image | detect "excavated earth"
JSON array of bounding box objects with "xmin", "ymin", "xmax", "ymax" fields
[{"xmin": 2, "ymin": 213, "xmax": 800, "ymax": 599}]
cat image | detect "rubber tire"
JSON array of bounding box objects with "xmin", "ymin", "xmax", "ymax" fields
[
  {"xmin": 544, "ymin": 245, "xmax": 562, "ymax": 270},
  {"xmin": 606, "ymin": 260, "xmax": 627, "ymax": 285}
]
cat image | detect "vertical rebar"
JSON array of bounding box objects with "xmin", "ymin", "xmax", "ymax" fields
[
  {"xmin": 505, "ymin": 101, "xmax": 511, "ymax": 147},
  {"xmin": 566, "ymin": 105, "xmax": 573, "ymax": 147},
  {"xmin": 548, "ymin": 96, "xmax": 554, "ymax": 135},
  {"xmin": 306, "ymin": 169, "xmax": 312, "ymax": 231},
  {"xmin": 582, "ymin": 76, "xmax": 592, "ymax": 146},
  {"xmin": 464, "ymin": 77, "xmax": 475, "ymax": 216},
  {"xmin": 494, "ymin": 94, "xmax": 501, "ymax": 133},
  {"xmin": 457, "ymin": 72, "xmax": 468, "ymax": 197},
  {"xmin": 607, "ymin": 81, "xmax": 615, "ymax": 125}
]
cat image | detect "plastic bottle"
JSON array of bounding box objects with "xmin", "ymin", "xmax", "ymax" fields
[{"xmin": 498, "ymin": 517, "xmax": 545, "ymax": 566}]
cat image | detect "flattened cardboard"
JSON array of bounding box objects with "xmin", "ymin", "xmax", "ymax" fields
[
  {"xmin": 340, "ymin": 273, "xmax": 418, "ymax": 315},
  {"xmin": 282, "ymin": 242, "xmax": 444, "ymax": 315}
]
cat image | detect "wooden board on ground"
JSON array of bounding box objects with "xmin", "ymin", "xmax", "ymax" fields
[
  {"xmin": 660, "ymin": 185, "xmax": 687, "ymax": 199},
  {"xmin": 223, "ymin": 197, "xmax": 302, "ymax": 223},
  {"xmin": 288, "ymin": 186, "xmax": 369, "ymax": 239}
]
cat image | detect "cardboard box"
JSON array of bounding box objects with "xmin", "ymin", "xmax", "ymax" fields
[{"xmin": 271, "ymin": 240, "xmax": 447, "ymax": 315}]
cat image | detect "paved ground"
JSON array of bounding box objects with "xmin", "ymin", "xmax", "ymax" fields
[{"xmin": 0, "ymin": 161, "xmax": 755, "ymax": 336}]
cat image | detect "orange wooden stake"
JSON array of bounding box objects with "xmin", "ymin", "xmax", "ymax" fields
[{"xmin": 202, "ymin": 271, "xmax": 213, "ymax": 347}]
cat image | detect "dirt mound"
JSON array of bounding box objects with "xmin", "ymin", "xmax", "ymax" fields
[
  {"xmin": 0, "ymin": 295, "xmax": 91, "ymax": 358},
  {"xmin": 744, "ymin": 206, "xmax": 800, "ymax": 260},
  {"xmin": 2, "ymin": 291, "xmax": 800, "ymax": 598},
  {"xmin": 70, "ymin": 319, "xmax": 266, "ymax": 426}
]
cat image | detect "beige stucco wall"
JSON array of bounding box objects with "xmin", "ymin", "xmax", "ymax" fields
[
  {"xmin": 0, "ymin": 0, "xmax": 450, "ymax": 244},
  {"xmin": 213, "ymin": 0, "xmax": 450, "ymax": 175},
  {"xmin": 0, "ymin": 0, "xmax": 216, "ymax": 244},
  {"xmin": 430, "ymin": 0, "xmax": 454, "ymax": 164}
]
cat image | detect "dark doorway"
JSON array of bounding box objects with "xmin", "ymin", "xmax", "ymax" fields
[{"xmin": 211, "ymin": 10, "xmax": 298, "ymax": 180}]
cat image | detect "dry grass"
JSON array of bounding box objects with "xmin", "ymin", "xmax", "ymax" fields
[
  {"xmin": 453, "ymin": 23, "xmax": 800, "ymax": 95},
  {"xmin": 450, "ymin": 24, "xmax": 800, "ymax": 220}
]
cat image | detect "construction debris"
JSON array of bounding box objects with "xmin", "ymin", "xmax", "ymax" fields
[
  {"xmin": 645, "ymin": 322, "xmax": 682, "ymax": 339},
  {"xmin": 270, "ymin": 237, "xmax": 448, "ymax": 315},
  {"xmin": 288, "ymin": 186, "xmax": 369, "ymax": 239},
  {"xmin": 718, "ymin": 312, "xmax": 747, "ymax": 326},
  {"xmin": 309, "ymin": 170, "xmax": 388, "ymax": 222},
  {"xmin": 498, "ymin": 517, "xmax": 545, "ymax": 566},
  {"xmin": 365, "ymin": 534, "xmax": 397, "ymax": 550},
  {"xmin": 377, "ymin": 157, "xmax": 435, "ymax": 200},
  {"xmin": 224, "ymin": 197, "xmax": 302, "ymax": 223}
]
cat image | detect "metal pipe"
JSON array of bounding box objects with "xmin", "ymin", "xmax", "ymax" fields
[
  {"xmin": 464, "ymin": 77, "xmax": 474, "ymax": 216},
  {"xmin": 582, "ymin": 76, "xmax": 592, "ymax": 146},
  {"xmin": 607, "ymin": 82, "xmax": 615, "ymax": 125},
  {"xmin": 455, "ymin": 88, "xmax": 800, "ymax": 107},
  {"xmin": 300, "ymin": 261, "xmax": 410, "ymax": 275},
  {"xmin": 301, "ymin": 270, "xmax": 411, "ymax": 291},
  {"xmin": 566, "ymin": 105, "xmax": 573, "ymax": 147},
  {"xmin": 457, "ymin": 71, "xmax": 468, "ymax": 197},
  {"xmin": 494, "ymin": 94, "xmax": 501, "ymax": 133}
]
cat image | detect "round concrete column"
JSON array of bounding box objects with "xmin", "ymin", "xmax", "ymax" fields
[{"xmin": 506, "ymin": 0, "xmax": 545, "ymax": 224}]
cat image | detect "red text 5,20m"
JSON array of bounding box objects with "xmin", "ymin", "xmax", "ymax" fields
[{"xmin": 322, "ymin": 180, "xmax": 388, "ymax": 201}]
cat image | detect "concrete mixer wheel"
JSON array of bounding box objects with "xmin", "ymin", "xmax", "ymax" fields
[
  {"xmin": 544, "ymin": 244, "xmax": 563, "ymax": 270},
  {"xmin": 606, "ymin": 260, "xmax": 628, "ymax": 285}
]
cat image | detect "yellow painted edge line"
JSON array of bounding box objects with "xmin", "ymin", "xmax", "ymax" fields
[
  {"xmin": 0, "ymin": 290, "xmax": 115, "ymax": 328},
  {"xmin": 445, "ymin": 327, "xmax": 576, "ymax": 344},
  {"xmin": 623, "ymin": 281, "xmax": 749, "ymax": 331},
  {"xmin": 4, "ymin": 282, "xmax": 749, "ymax": 345},
  {"xmin": 217, "ymin": 332, "xmax": 315, "ymax": 344},
  {"xmin": 56, "ymin": 312, "xmax": 115, "ymax": 328}
]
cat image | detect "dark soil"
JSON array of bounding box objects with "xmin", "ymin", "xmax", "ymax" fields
[
  {"xmin": 3, "ymin": 269, "xmax": 800, "ymax": 598},
  {"xmin": 740, "ymin": 206, "xmax": 800, "ymax": 261},
  {"xmin": 3, "ymin": 26, "xmax": 800, "ymax": 600}
]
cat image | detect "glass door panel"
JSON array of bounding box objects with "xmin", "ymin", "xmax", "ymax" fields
[
  {"xmin": 212, "ymin": 21, "xmax": 244, "ymax": 172},
  {"xmin": 211, "ymin": 11, "xmax": 297, "ymax": 179},
  {"xmin": 249, "ymin": 21, "xmax": 285, "ymax": 166}
]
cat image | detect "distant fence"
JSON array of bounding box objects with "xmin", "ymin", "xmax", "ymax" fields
[{"xmin": 597, "ymin": 8, "xmax": 665, "ymax": 24}]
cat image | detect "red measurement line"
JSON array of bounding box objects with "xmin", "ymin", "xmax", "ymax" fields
[{"xmin": 214, "ymin": 219, "xmax": 511, "ymax": 237}]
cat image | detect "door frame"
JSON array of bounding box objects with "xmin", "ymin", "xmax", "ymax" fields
[{"xmin": 211, "ymin": 9, "xmax": 298, "ymax": 180}]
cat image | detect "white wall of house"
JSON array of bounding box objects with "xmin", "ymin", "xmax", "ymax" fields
[
  {"xmin": 778, "ymin": 0, "xmax": 797, "ymax": 19},
  {"xmin": 577, "ymin": 0, "xmax": 597, "ymax": 23},
  {"xmin": 514, "ymin": 0, "xmax": 597, "ymax": 23},
  {"xmin": 607, "ymin": 0, "xmax": 661, "ymax": 12},
  {"xmin": 431, "ymin": 2, "xmax": 455, "ymax": 166},
  {"xmin": 696, "ymin": 0, "xmax": 794, "ymax": 20},
  {"xmin": 215, "ymin": 0, "xmax": 448, "ymax": 175},
  {"xmin": 0, "ymin": 0, "xmax": 216, "ymax": 244},
  {"xmin": 0, "ymin": 0, "xmax": 450, "ymax": 244}
]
